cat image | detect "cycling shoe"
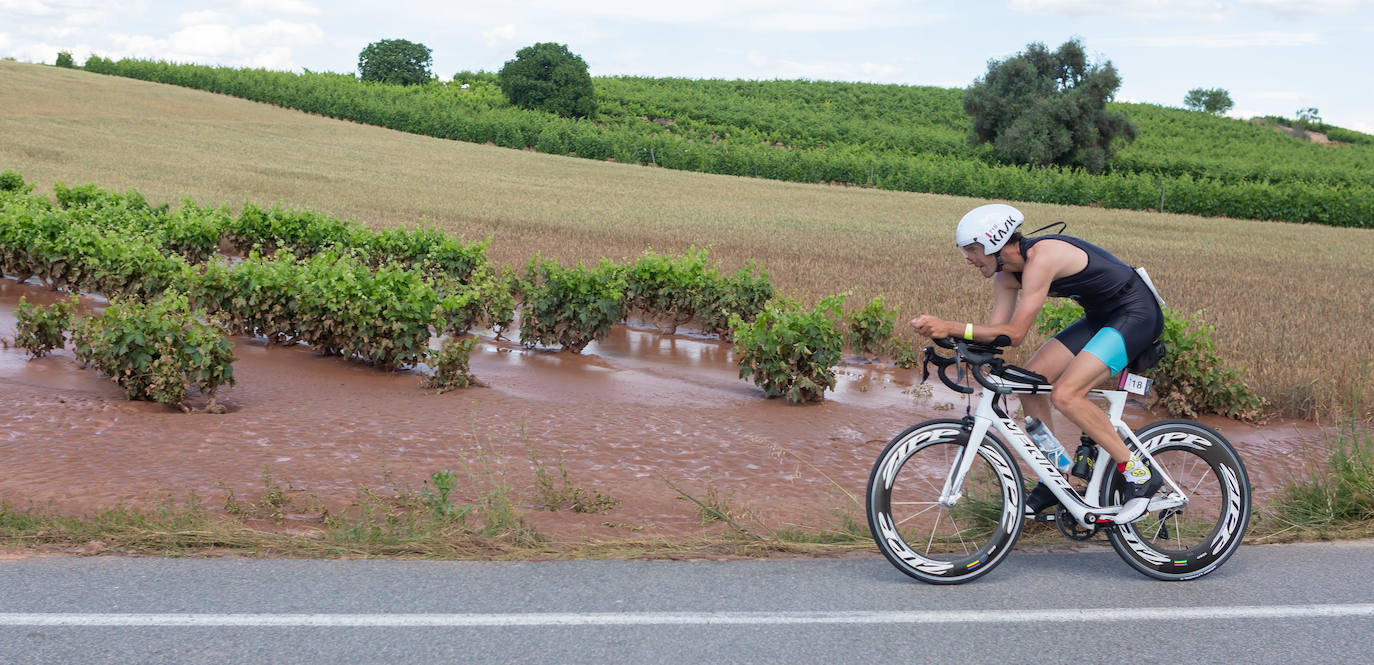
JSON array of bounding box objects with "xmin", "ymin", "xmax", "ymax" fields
[{"xmin": 1115, "ymin": 458, "xmax": 1163, "ymax": 523}]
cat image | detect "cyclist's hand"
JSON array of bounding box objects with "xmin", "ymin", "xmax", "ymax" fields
[{"xmin": 909, "ymin": 315, "xmax": 949, "ymax": 339}]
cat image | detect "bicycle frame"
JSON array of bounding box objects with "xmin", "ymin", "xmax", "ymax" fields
[{"xmin": 940, "ymin": 383, "xmax": 1189, "ymax": 529}]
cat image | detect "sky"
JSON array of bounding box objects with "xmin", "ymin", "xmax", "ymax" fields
[{"xmin": 4, "ymin": 0, "xmax": 1373, "ymax": 133}]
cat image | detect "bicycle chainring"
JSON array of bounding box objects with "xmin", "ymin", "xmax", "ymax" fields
[{"xmin": 1055, "ymin": 505, "xmax": 1098, "ymax": 541}]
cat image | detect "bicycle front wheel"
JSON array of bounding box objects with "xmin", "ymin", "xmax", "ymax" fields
[
  {"xmin": 1103, "ymin": 419, "xmax": 1251, "ymax": 581},
  {"xmin": 866, "ymin": 419, "xmax": 1024, "ymax": 584}
]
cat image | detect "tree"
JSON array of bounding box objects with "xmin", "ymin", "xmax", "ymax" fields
[
  {"xmin": 1183, "ymin": 87, "xmax": 1233, "ymax": 115},
  {"xmin": 962, "ymin": 39, "xmax": 1137, "ymax": 174},
  {"xmin": 357, "ymin": 39, "xmax": 433, "ymax": 86},
  {"xmin": 55, "ymin": 51, "xmax": 74, "ymax": 68},
  {"xmin": 1296, "ymin": 107, "xmax": 1322, "ymax": 129},
  {"xmin": 498, "ymin": 42, "xmax": 596, "ymax": 119}
]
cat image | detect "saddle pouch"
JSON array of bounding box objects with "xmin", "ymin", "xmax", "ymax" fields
[{"xmin": 1128, "ymin": 338, "xmax": 1168, "ymax": 374}]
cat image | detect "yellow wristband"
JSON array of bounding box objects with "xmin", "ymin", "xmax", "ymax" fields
[{"xmin": 964, "ymin": 323, "xmax": 974, "ymax": 340}]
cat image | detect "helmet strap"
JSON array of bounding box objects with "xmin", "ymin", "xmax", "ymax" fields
[{"xmin": 994, "ymin": 252, "xmax": 1004, "ymax": 273}]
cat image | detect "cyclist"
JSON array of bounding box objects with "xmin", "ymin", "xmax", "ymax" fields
[{"xmin": 909, "ymin": 203, "xmax": 1164, "ymax": 523}]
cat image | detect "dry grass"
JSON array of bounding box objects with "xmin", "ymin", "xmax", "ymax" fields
[{"xmin": 2, "ymin": 60, "xmax": 1370, "ymax": 416}]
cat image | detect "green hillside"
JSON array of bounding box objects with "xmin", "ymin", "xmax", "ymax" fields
[{"xmin": 80, "ymin": 57, "xmax": 1374, "ymax": 228}]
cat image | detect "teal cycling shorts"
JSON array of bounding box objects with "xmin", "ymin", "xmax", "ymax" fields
[{"xmin": 1052, "ymin": 280, "xmax": 1163, "ymax": 375}]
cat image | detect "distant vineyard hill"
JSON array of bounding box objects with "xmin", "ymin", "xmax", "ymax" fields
[{"xmin": 82, "ymin": 57, "xmax": 1374, "ymax": 228}]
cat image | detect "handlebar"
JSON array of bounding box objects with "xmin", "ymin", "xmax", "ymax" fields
[{"xmin": 922, "ymin": 335, "xmax": 1017, "ymax": 395}]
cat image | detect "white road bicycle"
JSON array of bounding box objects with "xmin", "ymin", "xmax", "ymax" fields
[{"xmin": 866, "ymin": 336, "xmax": 1251, "ymax": 584}]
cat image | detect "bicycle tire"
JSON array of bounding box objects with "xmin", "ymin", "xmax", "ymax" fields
[
  {"xmin": 1102, "ymin": 419, "xmax": 1251, "ymax": 581},
  {"xmin": 866, "ymin": 418, "xmax": 1024, "ymax": 584}
]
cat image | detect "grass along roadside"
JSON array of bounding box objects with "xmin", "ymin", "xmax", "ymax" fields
[
  {"xmin": 2, "ymin": 60, "xmax": 1370, "ymax": 416},
  {"xmin": 7, "ymin": 421, "xmax": 1374, "ymax": 558}
]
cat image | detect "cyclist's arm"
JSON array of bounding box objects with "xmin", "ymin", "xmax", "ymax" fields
[
  {"xmin": 967, "ymin": 255, "xmax": 1055, "ymax": 346},
  {"xmin": 987, "ymin": 272, "xmax": 1020, "ymax": 325}
]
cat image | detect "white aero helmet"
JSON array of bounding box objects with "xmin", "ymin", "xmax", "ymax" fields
[{"xmin": 956, "ymin": 204, "xmax": 1024, "ymax": 255}]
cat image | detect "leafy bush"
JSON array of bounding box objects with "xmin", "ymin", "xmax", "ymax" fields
[
  {"xmin": 192, "ymin": 252, "xmax": 302, "ymax": 344},
  {"xmin": 0, "ymin": 170, "xmax": 32, "ymax": 194},
  {"xmin": 193, "ymin": 250, "xmax": 439, "ymax": 369},
  {"xmin": 518, "ymin": 257, "xmax": 627, "ymax": 353},
  {"xmin": 624, "ymin": 248, "xmax": 714, "ymax": 334},
  {"xmin": 498, "ymin": 42, "xmax": 596, "ymax": 118},
  {"xmin": 890, "ymin": 339, "xmax": 921, "ymax": 369},
  {"xmin": 1035, "ymin": 300, "xmax": 1265, "ymax": 420},
  {"xmin": 845, "ymin": 295, "xmax": 897, "ymax": 360},
  {"xmin": 55, "ymin": 51, "xmax": 75, "ymax": 68},
  {"xmin": 226, "ymin": 203, "xmax": 355, "ymax": 258},
  {"xmin": 358, "ymin": 39, "xmax": 433, "ymax": 86},
  {"xmin": 293, "ymin": 251, "xmax": 439, "ymax": 370},
  {"xmin": 160, "ymin": 199, "xmax": 230, "ymax": 263},
  {"xmin": 698, "ymin": 262, "xmax": 773, "ymax": 339},
  {"xmin": 731, "ymin": 294, "xmax": 846, "ymax": 403},
  {"xmin": 14, "ymin": 295, "xmax": 79, "ymax": 358},
  {"xmin": 434, "ymin": 263, "xmax": 516, "ymax": 338},
  {"xmin": 352, "ymin": 225, "xmax": 489, "ymax": 283},
  {"xmin": 425, "ymin": 336, "xmax": 480, "ymax": 393},
  {"xmin": 71, "ymin": 292, "xmax": 236, "ymax": 410}
]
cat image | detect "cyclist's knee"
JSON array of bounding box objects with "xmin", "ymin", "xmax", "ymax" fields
[{"xmin": 1050, "ymin": 384, "xmax": 1088, "ymax": 412}]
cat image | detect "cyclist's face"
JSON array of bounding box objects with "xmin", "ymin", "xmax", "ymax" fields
[{"xmin": 960, "ymin": 244, "xmax": 997, "ymax": 277}]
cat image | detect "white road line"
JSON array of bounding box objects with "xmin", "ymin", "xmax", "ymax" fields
[{"xmin": 2, "ymin": 605, "xmax": 1373, "ymax": 627}]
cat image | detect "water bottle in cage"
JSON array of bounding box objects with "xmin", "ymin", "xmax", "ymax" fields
[{"xmin": 1025, "ymin": 417, "xmax": 1072, "ymax": 473}]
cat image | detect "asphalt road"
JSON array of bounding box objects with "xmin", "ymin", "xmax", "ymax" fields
[{"xmin": 2, "ymin": 541, "xmax": 1372, "ymax": 664}]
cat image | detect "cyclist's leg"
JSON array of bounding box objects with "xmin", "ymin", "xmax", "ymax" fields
[
  {"xmin": 1021, "ymin": 317, "xmax": 1099, "ymax": 427},
  {"xmin": 1050, "ymin": 352, "xmax": 1125, "ymax": 461},
  {"xmin": 1020, "ymin": 338, "xmax": 1073, "ymax": 425}
]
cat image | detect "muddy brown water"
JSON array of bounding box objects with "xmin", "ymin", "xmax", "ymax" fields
[{"xmin": 0, "ymin": 278, "xmax": 1344, "ymax": 542}]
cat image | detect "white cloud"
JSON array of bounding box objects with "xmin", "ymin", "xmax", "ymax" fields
[
  {"xmin": 0, "ymin": 0, "xmax": 57, "ymax": 15},
  {"xmin": 482, "ymin": 23, "xmax": 516, "ymax": 48},
  {"xmin": 1239, "ymin": 0, "xmax": 1373, "ymax": 17},
  {"xmin": 1125, "ymin": 30, "xmax": 1323, "ymax": 47},
  {"xmin": 245, "ymin": 46, "xmax": 294, "ymax": 69},
  {"xmin": 65, "ymin": 9, "xmax": 104, "ymax": 25},
  {"xmin": 861, "ymin": 61, "xmax": 904, "ymax": 78},
  {"xmin": 1009, "ymin": 0, "xmax": 1235, "ymax": 22},
  {"xmin": 180, "ymin": 10, "xmax": 236, "ymax": 26},
  {"xmin": 429, "ymin": 0, "xmax": 945, "ymax": 32},
  {"xmin": 36, "ymin": 24, "xmax": 78, "ymax": 40},
  {"xmin": 168, "ymin": 24, "xmax": 237, "ymax": 56},
  {"xmin": 240, "ymin": 19, "xmax": 324, "ymax": 46},
  {"xmin": 0, "ymin": 32, "xmax": 11, "ymax": 50},
  {"xmin": 239, "ymin": 0, "xmax": 320, "ymax": 16},
  {"xmin": 11, "ymin": 40, "xmax": 60, "ymax": 63},
  {"xmin": 107, "ymin": 19, "xmax": 321, "ymax": 69}
]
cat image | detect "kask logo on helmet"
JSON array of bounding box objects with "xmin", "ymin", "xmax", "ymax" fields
[{"xmin": 982, "ymin": 216, "xmax": 1017, "ymax": 246}]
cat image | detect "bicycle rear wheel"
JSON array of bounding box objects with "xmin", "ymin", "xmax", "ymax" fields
[
  {"xmin": 1103, "ymin": 419, "xmax": 1251, "ymax": 581},
  {"xmin": 866, "ymin": 419, "xmax": 1024, "ymax": 584}
]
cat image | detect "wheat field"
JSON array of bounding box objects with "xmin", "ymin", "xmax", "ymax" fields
[{"xmin": 2, "ymin": 60, "xmax": 1370, "ymax": 416}]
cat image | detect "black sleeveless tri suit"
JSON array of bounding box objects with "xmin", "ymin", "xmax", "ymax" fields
[{"xmin": 1010, "ymin": 235, "xmax": 1163, "ymax": 374}]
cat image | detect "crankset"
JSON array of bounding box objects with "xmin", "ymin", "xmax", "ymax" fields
[{"xmin": 1055, "ymin": 505, "xmax": 1098, "ymax": 541}]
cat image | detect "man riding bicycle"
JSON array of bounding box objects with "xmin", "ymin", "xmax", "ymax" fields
[{"xmin": 910, "ymin": 203, "xmax": 1164, "ymax": 523}]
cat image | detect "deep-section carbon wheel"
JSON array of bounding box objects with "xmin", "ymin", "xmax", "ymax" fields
[
  {"xmin": 866, "ymin": 419, "xmax": 1024, "ymax": 584},
  {"xmin": 1103, "ymin": 419, "xmax": 1251, "ymax": 581}
]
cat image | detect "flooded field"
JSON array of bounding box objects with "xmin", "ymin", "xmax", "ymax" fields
[{"xmin": 0, "ymin": 278, "xmax": 1339, "ymax": 542}]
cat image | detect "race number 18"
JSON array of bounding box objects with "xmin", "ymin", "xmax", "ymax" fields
[{"xmin": 1119, "ymin": 372, "xmax": 1153, "ymax": 396}]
